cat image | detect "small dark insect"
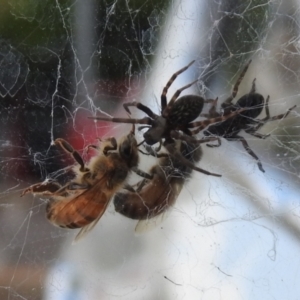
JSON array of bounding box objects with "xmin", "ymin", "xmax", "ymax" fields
[
  {"xmin": 90, "ymin": 61, "xmax": 244, "ymax": 177},
  {"xmin": 202, "ymin": 61, "xmax": 297, "ymax": 172},
  {"xmin": 21, "ymin": 125, "xmax": 150, "ymax": 241},
  {"xmin": 114, "ymin": 140, "xmax": 202, "ymax": 231}
]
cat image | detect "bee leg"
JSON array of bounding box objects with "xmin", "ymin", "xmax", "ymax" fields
[
  {"xmin": 21, "ymin": 181, "xmax": 62, "ymax": 197},
  {"xmin": 86, "ymin": 144, "xmax": 99, "ymax": 154},
  {"xmin": 123, "ymin": 184, "xmax": 137, "ymax": 192},
  {"xmin": 103, "ymin": 137, "xmax": 117, "ymax": 155},
  {"xmin": 222, "ymin": 60, "xmax": 252, "ymax": 107},
  {"xmin": 55, "ymin": 138, "xmax": 88, "ymax": 173}
]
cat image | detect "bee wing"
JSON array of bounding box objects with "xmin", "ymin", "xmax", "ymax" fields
[
  {"xmin": 134, "ymin": 209, "xmax": 171, "ymax": 234},
  {"xmin": 134, "ymin": 180, "xmax": 184, "ymax": 234},
  {"xmin": 73, "ymin": 212, "xmax": 104, "ymax": 243},
  {"xmin": 47, "ymin": 175, "xmax": 116, "ymax": 242},
  {"xmin": 72, "ymin": 181, "xmax": 114, "ymax": 243}
]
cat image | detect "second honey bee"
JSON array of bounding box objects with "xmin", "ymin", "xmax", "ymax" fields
[
  {"xmin": 113, "ymin": 140, "xmax": 202, "ymax": 231},
  {"xmin": 21, "ymin": 125, "xmax": 149, "ymax": 241}
]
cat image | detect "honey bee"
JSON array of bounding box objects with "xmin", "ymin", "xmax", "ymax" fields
[
  {"xmin": 21, "ymin": 125, "xmax": 150, "ymax": 241},
  {"xmin": 113, "ymin": 140, "xmax": 202, "ymax": 232}
]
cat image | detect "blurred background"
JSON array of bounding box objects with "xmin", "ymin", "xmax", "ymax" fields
[{"xmin": 1, "ymin": 0, "xmax": 300, "ymax": 299}]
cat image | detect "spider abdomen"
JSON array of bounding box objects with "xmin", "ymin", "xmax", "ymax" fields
[{"xmin": 168, "ymin": 95, "xmax": 204, "ymax": 125}]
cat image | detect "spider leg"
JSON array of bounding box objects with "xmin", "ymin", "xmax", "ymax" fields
[
  {"xmin": 135, "ymin": 178, "xmax": 149, "ymax": 192},
  {"xmin": 55, "ymin": 138, "xmax": 88, "ymax": 173},
  {"xmin": 206, "ymin": 138, "xmax": 222, "ymax": 147},
  {"xmin": 228, "ymin": 135, "xmax": 265, "ymax": 173},
  {"xmin": 266, "ymin": 104, "xmax": 297, "ymax": 121},
  {"xmin": 161, "ymin": 60, "xmax": 195, "ymax": 112},
  {"xmin": 189, "ymin": 108, "xmax": 246, "ymax": 135},
  {"xmin": 252, "ymin": 102, "xmax": 296, "ymax": 133},
  {"xmin": 132, "ymin": 167, "xmax": 153, "ymax": 180},
  {"xmin": 123, "ymin": 101, "xmax": 158, "ymax": 118},
  {"xmin": 249, "ymin": 78, "xmax": 256, "ymax": 94},
  {"xmin": 200, "ymin": 98, "xmax": 220, "ymax": 118},
  {"xmin": 163, "ymin": 79, "xmax": 198, "ymax": 116},
  {"xmin": 245, "ymin": 131, "xmax": 270, "ymax": 139},
  {"xmin": 170, "ymin": 130, "xmax": 219, "ymax": 145},
  {"xmin": 164, "ymin": 141, "xmax": 222, "ymax": 177},
  {"xmin": 89, "ymin": 116, "xmax": 153, "ymax": 126},
  {"xmin": 222, "ymin": 60, "xmax": 252, "ymax": 107}
]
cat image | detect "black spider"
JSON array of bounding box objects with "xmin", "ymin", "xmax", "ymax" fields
[
  {"xmin": 90, "ymin": 61, "xmax": 244, "ymax": 177},
  {"xmin": 201, "ymin": 61, "xmax": 296, "ymax": 172}
]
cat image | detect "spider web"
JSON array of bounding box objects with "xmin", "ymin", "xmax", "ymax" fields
[{"xmin": 0, "ymin": 0, "xmax": 300, "ymax": 299}]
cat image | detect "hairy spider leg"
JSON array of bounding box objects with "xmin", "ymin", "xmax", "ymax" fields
[
  {"xmin": 161, "ymin": 60, "xmax": 195, "ymax": 112},
  {"xmin": 140, "ymin": 139, "xmax": 221, "ymax": 177},
  {"xmin": 188, "ymin": 108, "xmax": 246, "ymax": 135},
  {"xmin": 228, "ymin": 135, "xmax": 265, "ymax": 173},
  {"xmin": 203, "ymin": 132, "xmax": 265, "ymax": 172},
  {"xmin": 162, "ymin": 79, "xmax": 198, "ymax": 117},
  {"xmin": 248, "ymin": 96, "xmax": 296, "ymax": 136},
  {"xmin": 170, "ymin": 131, "xmax": 219, "ymax": 145},
  {"xmin": 249, "ymin": 78, "xmax": 256, "ymax": 94},
  {"xmin": 163, "ymin": 141, "xmax": 221, "ymax": 177},
  {"xmin": 123, "ymin": 101, "xmax": 158, "ymax": 118},
  {"xmin": 202, "ymin": 77, "xmax": 256, "ymax": 119},
  {"xmin": 200, "ymin": 97, "xmax": 220, "ymax": 118},
  {"xmin": 222, "ymin": 60, "xmax": 252, "ymax": 107},
  {"xmin": 132, "ymin": 167, "xmax": 153, "ymax": 180}
]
